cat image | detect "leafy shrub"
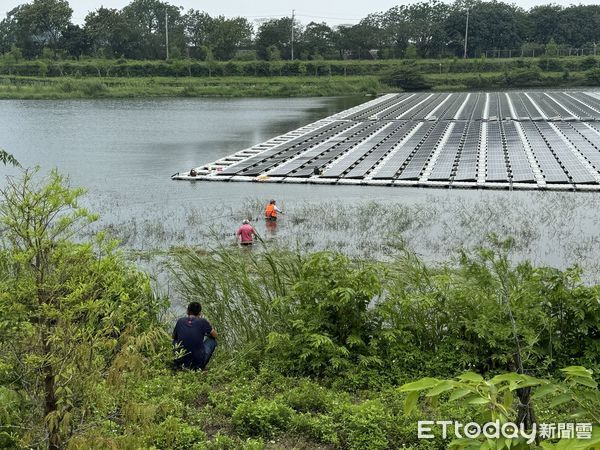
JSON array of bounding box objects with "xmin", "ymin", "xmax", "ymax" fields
[
  {"xmin": 586, "ymin": 68, "xmax": 600, "ymax": 85},
  {"xmin": 283, "ymin": 380, "xmax": 332, "ymax": 413},
  {"xmin": 538, "ymin": 57, "xmax": 564, "ymax": 72},
  {"xmin": 580, "ymin": 56, "xmax": 600, "ymax": 71},
  {"xmin": 381, "ymin": 64, "xmax": 432, "ymax": 90},
  {"xmin": 265, "ymin": 252, "xmax": 381, "ymax": 377},
  {"xmin": 150, "ymin": 416, "xmax": 207, "ymax": 449},
  {"xmin": 505, "ymin": 67, "xmax": 542, "ymax": 85},
  {"xmin": 232, "ymin": 398, "xmax": 294, "ymax": 437},
  {"xmin": 333, "ymin": 400, "xmax": 390, "ymax": 450},
  {"xmin": 79, "ymin": 80, "xmax": 108, "ymax": 97},
  {"xmin": 60, "ymin": 80, "xmax": 76, "ymax": 92},
  {"xmin": 289, "ymin": 413, "xmax": 339, "ymax": 445}
]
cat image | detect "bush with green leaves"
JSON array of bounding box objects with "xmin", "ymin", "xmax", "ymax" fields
[
  {"xmin": 374, "ymin": 237, "xmax": 600, "ymax": 383},
  {"xmin": 283, "ymin": 379, "xmax": 334, "ymax": 413},
  {"xmin": 332, "ymin": 400, "xmax": 390, "ymax": 450},
  {"xmin": 0, "ymin": 169, "xmax": 170, "ymax": 448},
  {"xmin": 150, "ymin": 416, "xmax": 207, "ymax": 449},
  {"xmin": 504, "ymin": 67, "xmax": 543, "ymax": 85},
  {"xmin": 265, "ymin": 252, "xmax": 382, "ymax": 377},
  {"xmin": 381, "ymin": 63, "xmax": 432, "ymax": 90},
  {"xmin": 232, "ymin": 398, "xmax": 294, "ymax": 437},
  {"xmin": 586, "ymin": 68, "xmax": 600, "ymax": 85},
  {"xmin": 399, "ymin": 366, "xmax": 600, "ymax": 449}
]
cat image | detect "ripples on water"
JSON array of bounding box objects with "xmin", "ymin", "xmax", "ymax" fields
[{"xmin": 1, "ymin": 97, "xmax": 600, "ymax": 281}]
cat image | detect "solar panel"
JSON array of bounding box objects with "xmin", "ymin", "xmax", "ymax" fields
[
  {"xmin": 397, "ymin": 122, "xmax": 448, "ymax": 180},
  {"xmin": 428, "ymin": 122, "xmax": 467, "ymax": 180},
  {"xmin": 487, "ymin": 93, "xmax": 500, "ymax": 120},
  {"xmin": 456, "ymin": 93, "xmax": 479, "ymax": 120},
  {"xmin": 536, "ymin": 122, "xmax": 596, "ymax": 183},
  {"xmin": 441, "ymin": 93, "xmax": 468, "ymax": 120},
  {"xmin": 179, "ymin": 90, "xmax": 600, "ymax": 191},
  {"xmin": 344, "ymin": 122, "xmax": 418, "ymax": 178},
  {"xmin": 268, "ymin": 122, "xmax": 379, "ymax": 176},
  {"xmin": 219, "ymin": 121, "xmax": 347, "ymax": 175},
  {"xmin": 517, "ymin": 93, "xmax": 543, "ymax": 119},
  {"xmin": 289, "ymin": 122, "xmax": 385, "ymax": 177},
  {"xmin": 371, "ymin": 123, "xmax": 436, "ymax": 179},
  {"xmin": 453, "ymin": 122, "xmax": 481, "ymax": 181},
  {"xmin": 549, "ymin": 93, "xmax": 599, "ymax": 120},
  {"xmin": 486, "ymin": 121, "xmax": 509, "ymax": 182},
  {"xmin": 508, "ymin": 93, "xmax": 529, "ymax": 119},
  {"xmin": 345, "ymin": 94, "xmax": 405, "ymax": 120},
  {"xmin": 322, "ymin": 122, "xmax": 407, "ymax": 177},
  {"xmin": 520, "ymin": 122, "xmax": 569, "ymax": 183},
  {"xmin": 571, "ymin": 92, "xmax": 600, "ymax": 114},
  {"xmin": 503, "ymin": 121, "xmax": 536, "ymax": 182}
]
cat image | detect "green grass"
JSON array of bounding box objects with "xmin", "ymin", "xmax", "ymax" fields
[{"xmin": 0, "ymin": 75, "xmax": 385, "ymax": 99}]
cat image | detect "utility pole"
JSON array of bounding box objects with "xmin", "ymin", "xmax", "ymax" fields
[
  {"xmin": 165, "ymin": 9, "xmax": 169, "ymax": 60},
  {"xmin": 291, "ymin": 9, "xmax": 295, "ymax": 61},
  {"xmin": 463, "ymin": 9, "xmax": 469, "ymax": 58}
]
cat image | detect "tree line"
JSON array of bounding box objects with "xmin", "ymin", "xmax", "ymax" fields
[{"xmin": 2, "ymin": 0, "xmax": 600, "ymax": 62}]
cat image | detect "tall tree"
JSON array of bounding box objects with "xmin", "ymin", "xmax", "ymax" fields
[
  {"xmin": 84, "ymin": 7, "xmax": 133, "ymax": 57},
  {"xmin": 377, "ymin": 6, "xmax": 412, "ymax": 58},
  {"xmin": 255, "ymin": 17, "xmax": 300, "ymax": 60},
  {"xmin": 445, "ymin": 0, "xmax": 527, "ymax": 57},
  {"xmin": 405, "ymin": 0, "xmax": 450, "ymax": 58},
  {"xmin": 527, "ymin": 4, "xmax": 563, "ymax": 45},
  {"xmin": 121, "ymin": 0, "xmax": 184, "ymax": 59},
  {"xmin": 332, "ymin": 22, "xmax": 381, "ymax": 60},
  {"xmin": 300, "ymin": 22, "xmax": 334, "ymax": 59},
  {"xmin": 558, "ymin": 5, "xmax": 600, "ymax": 48},
  {"xmin": 0, "ymin": 169, "xmax": 165, "ymax": 449},
  {"xmin": 0, "ymin": 0, "xmax": 72, "ymax": 57},
  {"xmin": 59, "ymin": 24, "xmax": 90, "ymax": 58},
  {"xmin": 183, "ymin": 11, "xmax": 251, "ymax": 60}
]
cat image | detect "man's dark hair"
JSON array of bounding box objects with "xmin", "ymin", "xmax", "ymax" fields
[{"xmin": 187, "ymin": 302, "xmax": 201, "ymax": 316}]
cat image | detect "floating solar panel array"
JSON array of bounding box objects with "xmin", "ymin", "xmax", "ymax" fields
[{"xmin": 173, "ymin": 91, "xmax": 600, "ymax": 191}]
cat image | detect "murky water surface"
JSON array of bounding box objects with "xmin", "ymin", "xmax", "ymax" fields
[{"xmin": 1, "ymin": 96, "xmax": 600, "ymax": 282}]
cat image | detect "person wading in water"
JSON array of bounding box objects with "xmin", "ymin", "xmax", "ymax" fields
[
  {"xmin": 264, "ymin": 199, "xmax": 283, "ymax": 221},
  {"xmin": 236, "ymin": 219, "xmax": 258, "ymax": 246}
]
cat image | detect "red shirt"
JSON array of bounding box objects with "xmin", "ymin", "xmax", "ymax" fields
[{"xmin": 236, "ymin": 224, "xmax": 256, "ymax": 243}]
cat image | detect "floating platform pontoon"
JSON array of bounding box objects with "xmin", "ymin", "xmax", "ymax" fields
[{"xmin": 172, "ymin": 91, "xmax": 600, "ymax": 191}]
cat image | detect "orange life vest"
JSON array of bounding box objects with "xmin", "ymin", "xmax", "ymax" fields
[{"xmin": 265, "ymin": 204, "xmax": 276, "ymax": 218}]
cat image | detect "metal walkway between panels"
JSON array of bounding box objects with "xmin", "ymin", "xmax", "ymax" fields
[{"xmin": 172, "ymin": 91, "xmax": 600, "ymax": 191}]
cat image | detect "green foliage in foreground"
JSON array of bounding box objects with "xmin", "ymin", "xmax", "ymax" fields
[
  {"xmin": 401, "ymin": 367, "xmax": 600, "ymax": 449},
  {"xmin": 0, "ymin": 170, "xmax": 599, "ymax": 449}
]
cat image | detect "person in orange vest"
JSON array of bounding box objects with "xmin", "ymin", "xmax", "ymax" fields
[{"xmin": 264, "ymin": 199, "xmax": 283, "ymax": 221}]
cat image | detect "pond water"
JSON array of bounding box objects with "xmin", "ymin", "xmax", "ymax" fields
[{"xmin": 1, "ymin": 96, "xmax": 600, "ymax": 280}]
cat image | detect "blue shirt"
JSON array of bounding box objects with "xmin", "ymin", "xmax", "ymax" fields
[{"xmin": 173, "ymin": 316, "xmax": 213, "ymax": 369}]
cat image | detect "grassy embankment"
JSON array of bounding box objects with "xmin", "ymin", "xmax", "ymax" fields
[
  {"xmin": 1, "ymin": 170, "xmax": 599, "ymax": 449},
  {"xmin": 1, "ymin": 56, "xmax": 600, "ymax": 98},
  {"xmin": 0, "ymin": 75, "xmax": 383, "ymax": 99}
]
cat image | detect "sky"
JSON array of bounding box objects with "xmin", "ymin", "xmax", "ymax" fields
[{"xmin": 0, "ymin": 0, "xmax": 599, "ymax": 27}]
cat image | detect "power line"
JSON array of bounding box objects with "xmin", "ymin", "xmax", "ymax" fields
[{"xmin": 295, "ymin": 13, "xmax": 362, "ymax": 22}]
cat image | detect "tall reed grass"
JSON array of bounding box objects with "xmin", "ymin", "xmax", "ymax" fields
[{"xmin": 171, "ymin": 242, "xmax": 304, "ymax": 349}]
